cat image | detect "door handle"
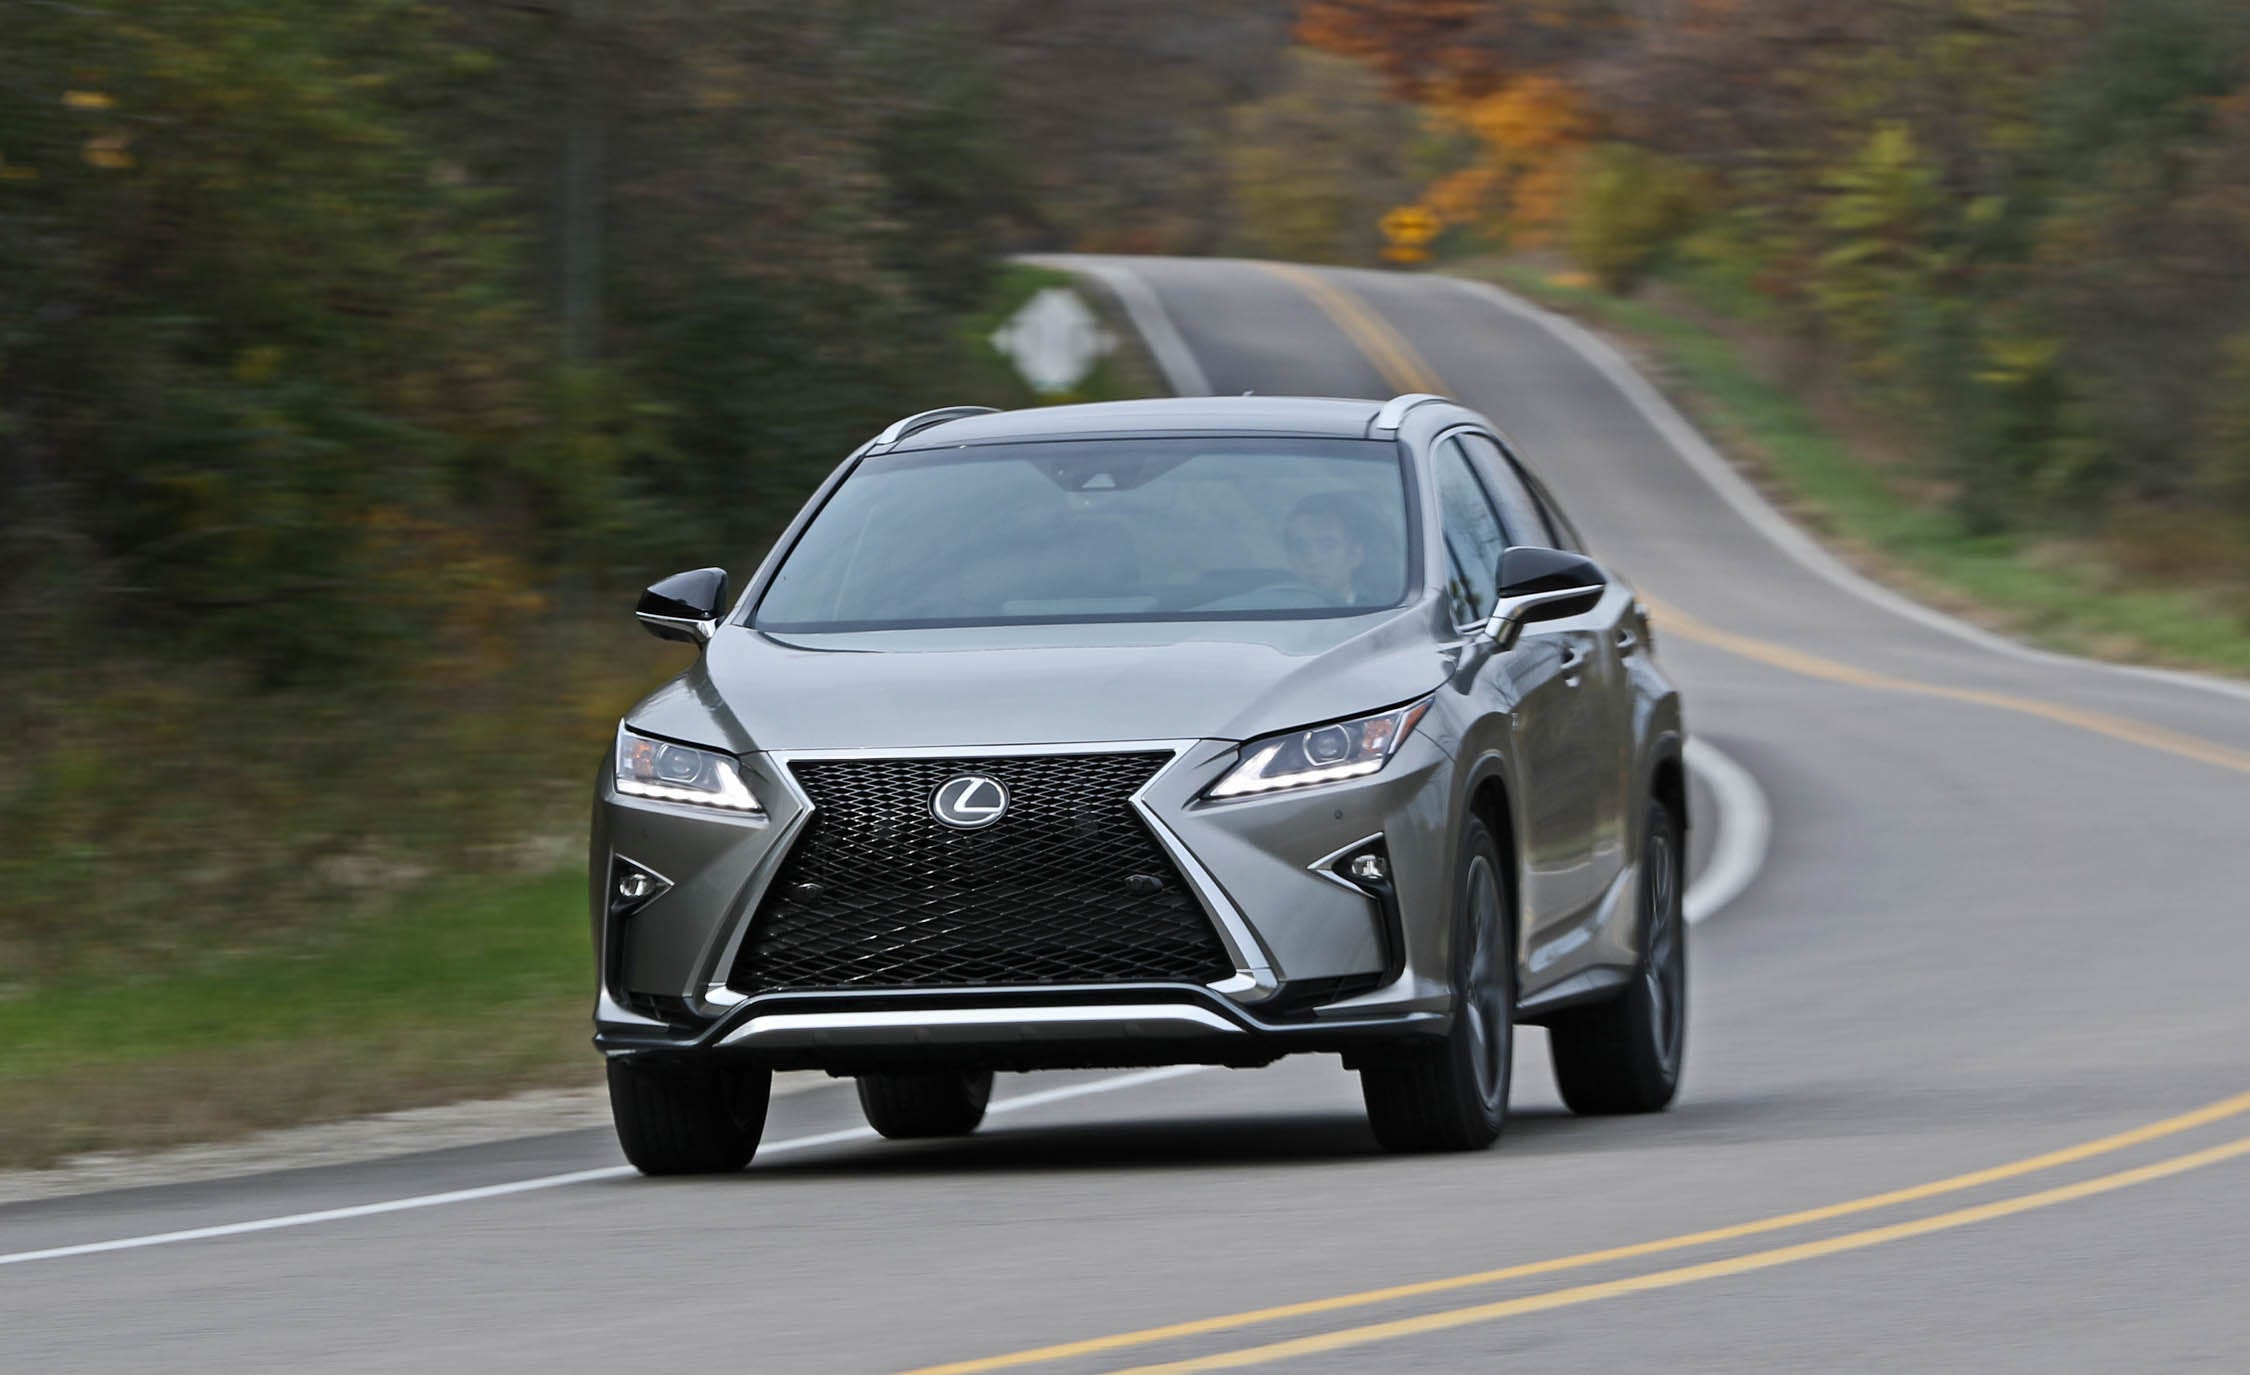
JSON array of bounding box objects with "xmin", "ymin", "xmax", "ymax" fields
[{"xmin": 1614, "ymin": 626, "xmax": 1639, "ymax": 657}]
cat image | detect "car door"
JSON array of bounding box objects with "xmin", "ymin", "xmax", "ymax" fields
[
  {"xmin": 1431, "ymin": 435, "xmax": 1594, "ymax": 934},
  {"xmin": 1461, "ymin": 431, "xmax": 1637, "ymax": 903}
]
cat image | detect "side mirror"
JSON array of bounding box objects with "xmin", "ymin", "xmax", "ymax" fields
[
  {"xmin": 636, "ymin": 567, "xmax": 729, "ymax": 645},
  {"xmin": 1484, "ymin": 547, "xmax": 1605, "ymax": 650}
]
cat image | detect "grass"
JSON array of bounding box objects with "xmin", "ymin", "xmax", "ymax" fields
[
  {"xmin": 0, "ymin": 867, "xmax": 598, "ymax": 1169},
  {"xmin": 0, "ymin": 264, "xmax": 1166, "ymax": 1174},
  {"xmin": 1468, "ymin": 260, "xmax": 2250, "ymax": 679}
]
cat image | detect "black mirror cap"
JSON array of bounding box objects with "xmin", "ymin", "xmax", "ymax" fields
[
  {"xmin": 636, "ymin": 567, "xmax": 729, "ymax": 643},
  {"xmin": 1496, "ymin": 546, "xmax": 1606, "ymax": 621},
  {"xmin": 1496, "ymin": 546, "xmax": 1604, "ymax": 596}
]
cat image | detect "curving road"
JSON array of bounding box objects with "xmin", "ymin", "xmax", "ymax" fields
[{"xmin": 6, "ymin": 257, "xmax": 2249, "ymax": 1373}]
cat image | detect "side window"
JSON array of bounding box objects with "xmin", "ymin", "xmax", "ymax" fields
[
  {"xmin": 1433, "ymin": 442, "xmax": 1507, "ymax": 626},
  {"xmin": 1453, "ymin": 433, "xmax": 1555, "ymax": 547},
  {"xmin": 1521, "ymin": 470, "xmax": 1586, "ymax": 554}
]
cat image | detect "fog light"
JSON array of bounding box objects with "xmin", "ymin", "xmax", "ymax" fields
[
  {"xmin": 1346, "ymin": 852, "xmax": 1388, "ymax": 885},
  {"xmin": 609, "ymin": 856, "xmax": 672, "ymax": 916}
]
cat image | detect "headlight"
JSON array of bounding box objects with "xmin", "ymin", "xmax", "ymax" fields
[
  {"xmin": 1205, "ymin": 699, "xmax": 1432, "ymax": 800},
  {"xmin": 614, "ymin": 725, "xmax": 763, "ymax": 814}
]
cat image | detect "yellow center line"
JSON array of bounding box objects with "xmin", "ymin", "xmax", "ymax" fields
[
  {"xmin": 1643, "ymin": 597, "xmax": 2250, "ymax": 779},
  {"xmin": 1099, "ymin": 1132, "xmax": 2250, "ymax": 1374},
  {"xmin": 891, "ymin": 1090, "xmax": 2250, "ymax": 1375},
  {"xmin": 1259, "ymin": 263, "xmax": 1450, "ymax": 396}
]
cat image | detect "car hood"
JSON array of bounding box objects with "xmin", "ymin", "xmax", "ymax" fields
[{"xmin": 628, "ymin": 606, "xmax": 1454, "ymax": 753}]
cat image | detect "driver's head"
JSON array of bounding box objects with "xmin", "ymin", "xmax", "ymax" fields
[{"xmin": 1285, "ymin": 493, "xmax": 1369, "ymax": 604}]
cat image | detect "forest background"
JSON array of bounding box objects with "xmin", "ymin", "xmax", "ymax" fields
[{"xmin": 5, "ymin": 0, "xmax": 2245, "ymax": 1163}]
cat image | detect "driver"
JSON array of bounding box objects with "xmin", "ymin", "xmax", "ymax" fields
[{"xmin": 1284, "ymin": 493, "xmax": 1371, "ymax": 606}]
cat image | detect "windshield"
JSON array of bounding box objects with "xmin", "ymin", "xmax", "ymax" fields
[{"xmin": 753, "ymin": 437, "xmax": 1414, "ymax": 632}]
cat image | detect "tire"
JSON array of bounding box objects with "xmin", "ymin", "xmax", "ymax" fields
[
  {"xmin": 1549, "ymin": 798, "xmax": 1687, "ymax": 1115},
  {"xmin": 856, "ymin": 1069, "xmax": 994, "ymax": 1140},
  {"xmin": 1359, "ymin": 817, "xmax": 1513, "ymax": 1153},
  {"xmin": 606, "ymin": 1057, "xmax": 771, "ymax": 1176}
]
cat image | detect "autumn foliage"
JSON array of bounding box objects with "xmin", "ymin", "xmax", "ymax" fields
[{"xmin": 1305, "ymin": 0, "xmax": 2250, "ymax": 553}]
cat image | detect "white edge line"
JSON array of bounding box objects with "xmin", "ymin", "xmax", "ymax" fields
[
  {"xmin": 1443, "ymin": 275, "xmax": 2250, "ymax": 707},
  {"xmin": 1681, "ymin": 739, "xmax": 1769, "ymax": 926},
  {"xmin": 0, "ymin": 1065, "xmax": 1209, "ymax": 1269},
  {"xmin": 1022, "ymin": 253, "xmax": 1214, "ymax": 397}
]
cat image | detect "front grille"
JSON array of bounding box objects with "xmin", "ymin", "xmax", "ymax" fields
[{"xmin": 728, "ymin": 752, "xmax": 1235, "ymax": 994}]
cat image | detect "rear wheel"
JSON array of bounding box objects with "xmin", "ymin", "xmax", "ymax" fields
[
  {"xmin": 606, "ymin": 1058, "xmax": 771, "ymax": 1175},
  {"xmin": 1549, "ymin": 798, "xmax": 1686, "ymax": 1114},
  {"xmin": 1359, "ymin": 817, "xmax": 1512, "ymax": 1153},
  {"xmin": 857, "ymin": 1069, "xmax": 994, "ymax": 1139}
]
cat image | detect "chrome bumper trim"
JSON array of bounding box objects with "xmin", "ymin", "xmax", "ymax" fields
[{"xmin": 716, "ymin": 1002, "xmax": 1243, "ymax": 1048}]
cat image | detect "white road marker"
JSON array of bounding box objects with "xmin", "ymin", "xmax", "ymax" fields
[
  {"xmin": 0, "ymin": 1066, "xmax": 1207, "ymax": 1268},
  {"xmin": 1682, "ymin": 739, "xmax": 1769, "ymax": 925}
]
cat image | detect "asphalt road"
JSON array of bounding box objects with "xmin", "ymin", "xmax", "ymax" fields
[{"xmin": 7, "ymin": 257, "xmax": 2250, "ymax": 1373}]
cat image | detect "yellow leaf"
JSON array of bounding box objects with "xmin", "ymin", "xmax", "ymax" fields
[
  {"xmin": 63, "ymin": 90, "xmax": 115, "ymax": 111},
  {"xmin": 82, "ymin": 135, "xmax": 135, "ymax": 170}
]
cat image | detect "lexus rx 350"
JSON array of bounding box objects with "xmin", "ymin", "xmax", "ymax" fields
[{"xmin": 592, "ymin": 394, "xmax": 1688, "ymax": 1173}]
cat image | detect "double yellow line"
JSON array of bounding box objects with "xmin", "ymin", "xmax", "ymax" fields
[
  {"xmin": 1259, "ymin": 263, "xmax": 1449, "ymax": 396},
  {"xmin": 899, "ymin": 1091, "xmax": 2250, "ymax": 1374}
]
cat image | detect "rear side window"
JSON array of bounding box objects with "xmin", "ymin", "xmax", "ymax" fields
[
  {"xmin": 1452, "ymin": 433, "xmax": 1556, "ymax": 547},
  {"xmin": 1433, "ymin": 443, "xmax": 1507, "ymax": 627}
]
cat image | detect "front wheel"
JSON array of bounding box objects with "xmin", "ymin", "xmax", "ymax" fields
[
  {"xmin": 1549, "ymin": 798, "xmax": 1686, "ymax": 1114},
  {"xmin": 607, "ymin": 1058, "xmax": 771, "ymax": 1175},
  {"xmin": 1359, "ymin": 817, "xmax": 1512, "ymax": 1153}
]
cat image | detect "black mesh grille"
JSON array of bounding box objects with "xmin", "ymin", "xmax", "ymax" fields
[{"xmin": 729, "ymin": 752, "xmax": 1235, "ymax": 993}]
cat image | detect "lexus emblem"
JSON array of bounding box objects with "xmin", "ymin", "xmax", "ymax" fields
[{"xmin": 931, "ymin": 774, "xmax": 1009, "ymax": 829}]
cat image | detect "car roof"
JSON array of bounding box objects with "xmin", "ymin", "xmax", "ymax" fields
[{"xmin": 883, "ymin": 396, "xmax": 1395, "ymax": 449}]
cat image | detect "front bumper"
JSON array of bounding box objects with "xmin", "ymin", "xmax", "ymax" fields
[
  {"xmin": 596, "ymin": 984, "xmax": 1447, "ymax": 1073},
  {"xmin": 591, "ymin": 731, "xmax": 1461, "ymax": 1066}
]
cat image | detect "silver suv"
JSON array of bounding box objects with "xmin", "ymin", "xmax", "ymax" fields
[{"xmin": 592, "ymin": 394, "xmax": 1687, "ymax": 1172}]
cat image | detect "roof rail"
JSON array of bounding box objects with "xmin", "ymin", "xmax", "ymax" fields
[
  {"xmin": 870, "ymin": 405, "xmax": 1000, "ymax": 449},
  {"xmin": 1368, "ymin": 392, "xmax": 1451, "ymax": 435}
]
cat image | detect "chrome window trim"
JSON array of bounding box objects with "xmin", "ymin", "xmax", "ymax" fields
[{"xmin": 696, "ymin": 739, "xmax": 1279, "ymax": 1009}]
